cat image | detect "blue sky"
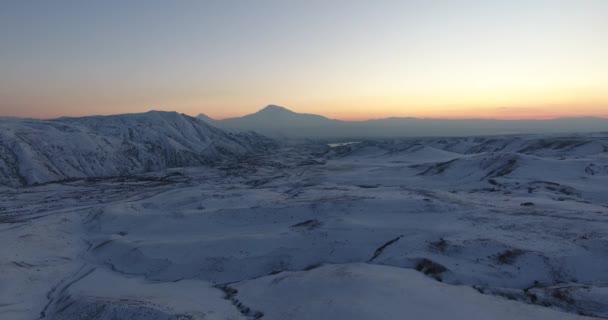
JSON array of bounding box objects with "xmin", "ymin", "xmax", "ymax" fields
[{"xmin": 1, "ymin": 0, "xmax": 607, "ymax": 119}]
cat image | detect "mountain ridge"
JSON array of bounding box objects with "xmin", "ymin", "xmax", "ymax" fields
[
  {"xmin": 197, "ymin": 105, "xmax": 608, "ymax": 138},
  {"xmin": 199, "ymin": 105, "xmax": 608, "ymax": 122},
  {"xmin": 0, "ymin": 111, "xmax": 276, "ymax": 186}
]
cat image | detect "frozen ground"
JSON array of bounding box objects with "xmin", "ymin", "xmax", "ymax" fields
[{"xmin": 1, "ymin": 134, "xmax": 607, "ymax": 319}]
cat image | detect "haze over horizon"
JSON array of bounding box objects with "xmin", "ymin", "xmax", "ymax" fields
[{"xmin": 1, "ymin": 0, "xmax": 607, "ymax": 120}]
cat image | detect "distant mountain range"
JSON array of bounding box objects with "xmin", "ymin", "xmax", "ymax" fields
[
  {"xmin": 198, "ymin": 105, "xmax": 335, "ymax": 137},
  {"xmin": 0, "ymin": 111, "xmax": 275, "ymax": 186},
  {"xmin": 198, "ymin": 105, "xmax": 608, "ymax": 138},
  {"xmin": 2, "ymin": 106, "xmax": 607, "ymax": 186}
]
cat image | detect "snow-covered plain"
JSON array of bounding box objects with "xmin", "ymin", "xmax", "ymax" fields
[{"xmin": 1, "ymin": 133, "xmax": 608, "ymax": 319}]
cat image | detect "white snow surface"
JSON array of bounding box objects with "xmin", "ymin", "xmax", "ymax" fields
[
  {"xmin": 0, "ymin": 111, "xmax": 275, "ymax": 186},
  {"xmin": 1, "ymin": 133, "xmax": 608, "ymax": 319},
  {"xmin": 233, "ymin": 263, "xmax": 588, "ymax": 320}
]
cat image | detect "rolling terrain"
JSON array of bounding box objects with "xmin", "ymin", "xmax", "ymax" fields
[{"xmin": 1, "ymin": 131, "xmax": 607, "ymax": 319}]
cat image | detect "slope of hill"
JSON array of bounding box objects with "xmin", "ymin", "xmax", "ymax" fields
[{"xmin": 0, "ymin": 111, "xmax": 275, "ymax": 186}]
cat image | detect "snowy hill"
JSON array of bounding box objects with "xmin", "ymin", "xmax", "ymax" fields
[
  {"xmin": 0, "ymin": 111, "xmax": 275, "ymax": 186},
  {"xmin": 3, "ymin": 133, "xmax": 608, "ymax": 319},
  {"xmin": 199, "ymin": 105, "xmax": 608, "ymax": 138}
]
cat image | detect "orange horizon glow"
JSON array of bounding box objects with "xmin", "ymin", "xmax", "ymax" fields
[
  {"xmin": 1, "ymin": 1, "xmax": 607, "ymax": 122},
  {"xmin": 4, "ymin": 85, "xmax": 608, "ymax": 121},
  {"xmin": 213, "ymin": 108, "xmax": 608, "ymax": 122},
  {"xmin": 11, "ymin": 102, "xmax": 606, "ymax": 122}
]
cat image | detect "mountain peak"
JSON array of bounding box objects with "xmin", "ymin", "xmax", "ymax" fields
[{"xmin": 258, "ymin": 105, "xmax": 293, "ymax": 114}]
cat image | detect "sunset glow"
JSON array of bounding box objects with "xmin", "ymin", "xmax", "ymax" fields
[{"xmin": 1, "ymin": 0, "xmax": 607, "ymax": 120}]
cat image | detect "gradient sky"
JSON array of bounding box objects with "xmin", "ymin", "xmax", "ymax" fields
[{"xmin": 1, "ymin": 0, "xmax": 607, "ymax": 120}]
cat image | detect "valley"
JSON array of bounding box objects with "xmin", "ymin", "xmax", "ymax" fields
[{"xmin": 2, "ymin": 134, "xmax": 607, "ymax": 319}]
